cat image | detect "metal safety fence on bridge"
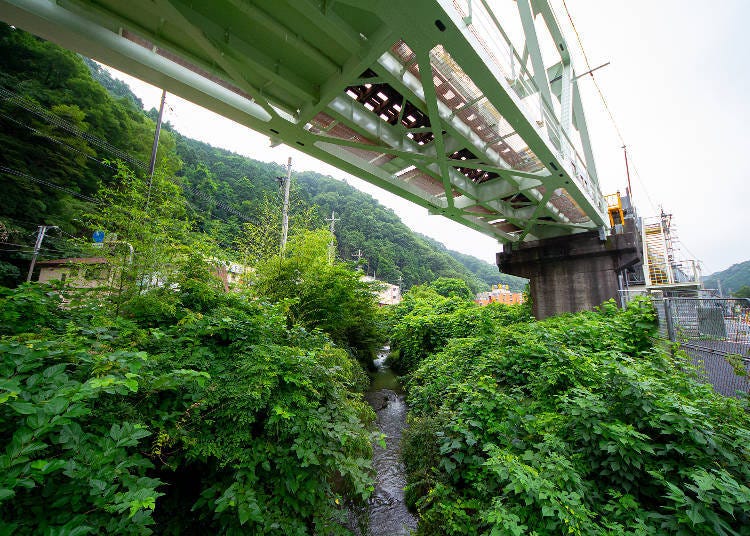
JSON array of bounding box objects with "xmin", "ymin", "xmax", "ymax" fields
[{"xmin": 650, "ymin": 296, "xmax": 750, "ymax": 397}]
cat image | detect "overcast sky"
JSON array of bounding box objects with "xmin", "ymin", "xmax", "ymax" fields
[{"xmin": 104, "ymin": 0, "xmax": 749, "ymax": 275}]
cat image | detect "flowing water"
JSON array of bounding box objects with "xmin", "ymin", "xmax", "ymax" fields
[{"xmin": 362, "ymin": 348, "xmax": 418, "ymax": 535}]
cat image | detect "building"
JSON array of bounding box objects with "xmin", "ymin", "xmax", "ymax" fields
[
  {"xmin": 361, "ymin": 275, "xmax": 401, "ymax": 306},
  {"xmin": 38, "ymin": 256, "xmax": 250, "ymax": 293},
  {"xmin": 475, "ymin": 284, "xmax": 524, "ymax": 306},
  {"xmin": 37, "ymin": 257, "xmax": 112, "ymax": 288}
]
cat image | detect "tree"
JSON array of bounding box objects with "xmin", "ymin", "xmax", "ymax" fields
[
  {"xmin": 235, "ymin": 187, "xmax": 319, "ymax": 266},
  {"xmin": 733, "ymin": 285, "xmax": 750, "ymax": 299},
  {"xmin": 429, "ymin": 277, "xmax": 475, "ymax": 301},
  {"xmin": 81, "ymin": 162, "xmax": 219, "ymax": 320},
  {"xmin": 252, "ymin": 228, "xmax": 385, "ymax": 363},
  {"xmin": 0, "ymin": 23, "xmax": 178, "ymax": 285}
]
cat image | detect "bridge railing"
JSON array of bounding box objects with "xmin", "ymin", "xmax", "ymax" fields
[{"xmin": 450, "ymin": 0, "xmax": 606, "ymax": 216}]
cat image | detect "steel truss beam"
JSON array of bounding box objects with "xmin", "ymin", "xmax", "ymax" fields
[{"xmin": 0, "ymin": 0, "xmax": 608, "ymax": 245}]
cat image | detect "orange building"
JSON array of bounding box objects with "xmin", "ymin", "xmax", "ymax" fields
[{"xmin": 475, "ymin": 284, "xmax": 524, "ymax": 306}]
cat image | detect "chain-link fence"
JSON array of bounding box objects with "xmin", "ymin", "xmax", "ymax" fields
[{"xmin": 651, "ymin": 296, "xmax": 750, "ymax": 397}]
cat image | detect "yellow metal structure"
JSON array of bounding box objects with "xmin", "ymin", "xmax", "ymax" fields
[{"xmin": 605, "ymin": 192, "xmax": 624, "ymax": 228}]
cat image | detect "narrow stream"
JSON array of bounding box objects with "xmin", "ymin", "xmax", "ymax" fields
[{"xmin": 362, "ymin": 347, "xmax": 417, "ymax": 535}]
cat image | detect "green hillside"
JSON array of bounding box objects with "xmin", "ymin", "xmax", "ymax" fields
[
  {"xmin": 170, "ymin": 130, "xmax": 507, "ymax": 292},
  {"xmin": 703, "ymin": 260, "xmax": 750, "ymax": 296},
  {"xmin": 419, "ymin": 234, "xmax": 526, "ymax": 291}
]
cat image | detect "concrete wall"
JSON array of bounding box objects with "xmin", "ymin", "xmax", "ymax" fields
[{"xmin": 497, "ymin": 228, "xmax": 641, "ymax": 319}]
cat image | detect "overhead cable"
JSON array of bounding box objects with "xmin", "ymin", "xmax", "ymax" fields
[{"xmin": 559, "ymin": 0, "xmax": 659, "ymax": 216}]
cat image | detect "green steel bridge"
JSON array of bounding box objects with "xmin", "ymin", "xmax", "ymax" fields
[{"xmin": 0, "ymin": 0, "xmax": 609, "ymax": 244}]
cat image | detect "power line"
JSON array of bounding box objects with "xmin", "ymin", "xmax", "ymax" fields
[
  {"xmin": 0, "ymin": 165, "xmax": 100, "ymax": 203},
  {"xmin": 0, "ymin": 109, "xmax": 117, "ymax": 171},
  {"xmin": 0, "ymin": 215, "xmax": 51, "ymax": 228},
  {"xmin": 559, "ymin": 0, "xmax": 661, "ymax": 216},
  {"xmin": 0, "ymin": 122, "xmax": 254, "ymax": 223},
  {"xmin": 0, "ymin": 85, "xmax": 148, "ymax": 169},
  {"xmin": 560, "ymin": 0, "xmax": 624, "ymax": 146},
  {"xmin": 1, "ymin": 84, "xmax": 257, "ymax": 224},
  {"xmin": 618, "ymin": 147, "xmax": 658, "ymax": 215},
  {"xmin": 0, "ymin": 241, "xmax": 37, "ymax": 248},
  {"xmin": 0, "ymin": 240, "xmax": 62, "ymax": 254}
]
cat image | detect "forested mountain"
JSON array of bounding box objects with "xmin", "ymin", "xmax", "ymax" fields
[
  {"xmin": 703, "ymin": 260, "xmax": 750, "ymax": 296},
  {"xmin": 0, "ymin": 22, "xmax": 522, "ymax": 292},
  {"xmin": 0, "ymin": 24, "xmax": 174, "ymax": 285},
  {"xmin": 419, "ymin": 234, "xmax": 526, "ymax": 291},
  {"xmin": 171, "ymin": 130, "xmax": 525, "ymax": 291}
]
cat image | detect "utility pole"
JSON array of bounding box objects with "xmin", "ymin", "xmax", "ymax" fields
[
  {"xmin": 352, "ymin": 249, "xmax": 364, "ymax": 270},
  {"xmin": 277, "ymin": 157, "xmax": 292, "ymax": 254},
  {"xmin": 146, "ymin": 88, "xmax": 167, "ymax": 209},
  {"xmin": 622, "ymin": 145, "xmax": 633, "ymax": 201},
  {"xmin": 26, "ymin": 225, "xmax": 57, "ymax": 282},
  {"xmin": 325, "ymin": 210, "xmax": 340, "ymax": 264}
]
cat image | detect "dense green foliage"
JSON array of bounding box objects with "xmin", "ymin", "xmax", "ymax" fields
[
  {"xmin": 732, "ymin": 285, "xmax": 750, "ymax": 299},
  {"xmin": 386, "ymin": 283, "xmax": 531, "ymax": 375},
  {"xmin": 704, "ymin": 260, "xmax": 750, "ymax": 295},
  {"xmin": 252, "ymin": 228, "xmax": 385, "ymax": 365},
  {"xmin": 0, "ymin": 278, "xmax": 376, "ymax": 534},
  {"xmin": 389, "ymin": 295, "xmax": 750, "ymax": 535},
  {"xmin": 0, "ymin": 165, "xmax": 382, "ymax": 534}
]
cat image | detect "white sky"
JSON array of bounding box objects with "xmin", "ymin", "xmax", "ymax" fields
[{"xmin": 102, "ymin": 0, "xmax": 749, "ymax": 274}]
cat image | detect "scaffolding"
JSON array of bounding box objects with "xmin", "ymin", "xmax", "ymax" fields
[{"xmin": 642, "ymin": 209, "xmax": 700, "ymax": 289}]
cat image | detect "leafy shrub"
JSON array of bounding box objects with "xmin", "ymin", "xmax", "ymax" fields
[
  {"xmin": 386, "ymin": 286, "xmax": 530, "ymax": 375},
  {"xmin": 399, "ymin": 298, "xmax": 750, "ymax": 535},
  {"xmin": 0, "ymin": 279, "xmax": 377, "ymax": 534},
  {"xmin": 428, "ymin": 277, "xmax": 474, "ymax": 301},
  {"xmin": 0, "ymin": 283, "xmax": 63, "ymax": 335},
  {"xmin": 252, "ymin": 229, "xmax": 385, "ymax": 364},
  {"xmin": 0, "ymin": 338, "xmax": 167, "ymax": 534}
]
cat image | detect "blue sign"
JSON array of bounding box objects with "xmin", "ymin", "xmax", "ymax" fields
[{"xmin": 92, "ymin": 230, "xmax": 105, "ymax": 243}]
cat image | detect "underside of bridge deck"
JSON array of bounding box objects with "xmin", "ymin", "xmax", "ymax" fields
[{"xmin": 0, "ymin": 0, "xmax": 610, "ymax": 245}]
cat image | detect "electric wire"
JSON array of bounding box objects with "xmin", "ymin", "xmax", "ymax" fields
[
  {"xmin": 0, "ymin": 85, "xmax": 148, "ymax": 169},
  {"xmin": 0, "ymin": 109, "xmax": 118, "ymax": 171},
  {"xmin": 0, "ymin": 92, "xmax": 256, "ymax": 224},
  {"xmin": 0, "ymin": 216, "xmax": 48, "ymax": 228},
  {"xmin": 0, "ymin": 91, "xmax": 256, "ymax": 262},
  {"xmin": 0, "ymin": 241, "xmax": 37, "ymax": 248},
  {"xmin": 559, "ymin": 0, "xmax": 660, "ymax": 216},
  {"xmin": 558, "ymin": 2, "xmax": 716, "ymax": 276},
  {"xmin": 0, "ymin": 165, "xmax": 100, "ymax": 203}
]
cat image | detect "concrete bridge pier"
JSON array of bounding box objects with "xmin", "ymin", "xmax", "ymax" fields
[{"xmin": 497, "ymin": 227, "xmax": 641, "ymax": 319}]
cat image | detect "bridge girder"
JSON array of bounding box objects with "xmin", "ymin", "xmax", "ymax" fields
[{"xmin": 0, "ymin": 0, "xmax": 608, "ymax": 243}]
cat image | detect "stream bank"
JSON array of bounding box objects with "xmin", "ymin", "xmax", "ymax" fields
[{"xmin": 362, "ymin": 347, "xmax": 417, "ymax": 535}]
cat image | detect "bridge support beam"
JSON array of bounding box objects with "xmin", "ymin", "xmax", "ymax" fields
[{"xmin": 497, "ymin": 227, "xmax": 641, "ymax": 319}]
